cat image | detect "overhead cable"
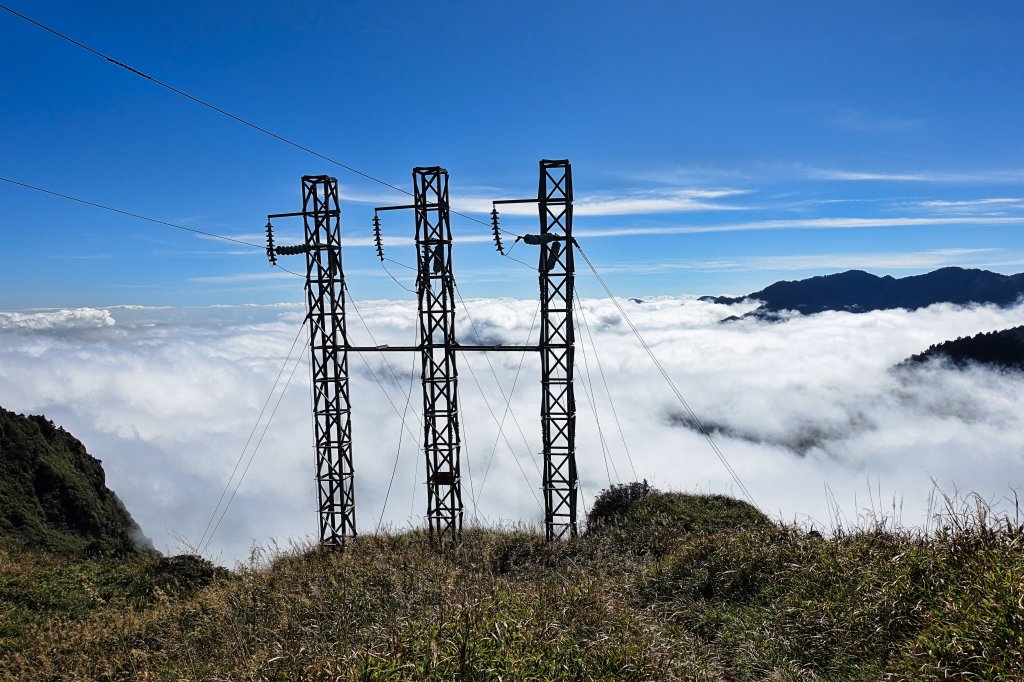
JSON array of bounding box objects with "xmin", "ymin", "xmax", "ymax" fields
[
  {"xmin": 0, "ymin": 175, "xmax": 263, "ymax": 249},
  {"xmin": 574, "ymin": 295, "xmax": 639, "ymax": 480},
  {"xmin": 196, "ymin": 319, "xmax": 308, "ymax": 552},
  {"xmin": 0, "ymin": 4, "xmax": 521, "ymax": 241},
  {"xmin": 575, "ymin": 244, "xmax": 758, "ymax": 507},
  {"xmin": 201, "ymin": 324, "xmax": 309, "ymax": 555}
]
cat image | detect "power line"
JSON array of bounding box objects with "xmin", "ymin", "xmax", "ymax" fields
[
  {"xmin": 572, "ymin": 296, "xmax": 619, "ymax": 487},
  {"xmin": 0, "ymin": 3, "xmax": 409, "ymax": 196},
  {"xmin": 0, "ymin": 175, "xmax": 264, "ymax": 249},
  {"xmin": 344, "ymin": 287, "xmax": 424, "ymax": 448},
  {"xmin": 196, "ymin": 319, "xmax": 307, "ymax": 552},
  {"xmin": 3, "ymin": 3, "xmax": 537, "ymax": 288},
  {"xmin": 0, "ymin": 4, "xmax": 514, "ymax": 239},
  {"xmin": 376, "ymin": 336, "xmax": 420, "ymax": 532},
  {"xmin": 474, "ymin": 304, "xmax": 540, "ymax": 504},
  {"xmin": 458, "ymin": 334, "xmax": 543, "ymax": 514},
  {"xmin": 455, "ymin": 285, "xmax": 541, "ymax": 473},
  {"xmin": 574, "ymin": 295, "xmax": 639, "ymax": 480},
  {"xmin": 201, "ymin": 324, "xmax": 309, "ymax": 555},
  {"xmin": 575, "ymin": 244, "xmax": 758, "ymax": 507}
]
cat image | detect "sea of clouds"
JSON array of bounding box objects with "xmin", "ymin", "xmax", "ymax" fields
[{"xmin": 1, "ymin": 296, "xmax": 1022, "ymax": 565}]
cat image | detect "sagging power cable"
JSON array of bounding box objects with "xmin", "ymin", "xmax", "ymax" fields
[
  {"xmin": 474, "ymin": 305, "xmax": 541, "ymax": 505},
  {"xmin": 195, "ymin": 319, "xmax": 308, "ymax": 552},
  {"xmin": 572, "ymin": 298, "xmax": 620, "ymax": 487},
  {"xmin": 0, "ymin": 3, "xmax": 525, "ymax": 249},
  {"xmin": 201, "ymin": 323, "xmax": 309, "ymax": 555},
  {"xmin": 575, "ymin": 244, "xmax": 758, "ymax": 507},
  {"xmin": 573, "ymin": 295, "xmax": 639, "ymax": 480},
  {"xmin": 0, "ymin": 175, "xmax": 266, "ymax": 250}
]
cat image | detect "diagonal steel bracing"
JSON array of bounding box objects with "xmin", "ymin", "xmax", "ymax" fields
[
  {"xmin": 537, "ymin": 160, "xmax": 577, "ymax": 540},
  {"xmin": 375, "ymin": 167, "xmax": 464, "ymax": 540},
  {"xmin": 267, "ymin": 160, "xmax": 577, "ymax": 546},
  {"xmin": 492, "ymin": 159, "xmax": 578, "ymax": 540},
  {"xmin": 266, "ymin": 175, "xmax": 355, "ymax": 546},
  {"xmin": 414, "ymin": 167, "xmax": 463, "ymax": 540}
]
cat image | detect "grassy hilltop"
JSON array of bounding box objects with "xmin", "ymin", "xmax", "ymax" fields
[{"xmin": 2, "ymin": 482, "xmax": 1022, "ymax": 681}]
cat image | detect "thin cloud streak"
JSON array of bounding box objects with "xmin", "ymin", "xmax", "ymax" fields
[
  {"xmin": 594, "ymin": 248, "xmax": 1011, "ymax": 274},
  {"xmin": 339, "ymin": 215, "xmax": 1024, "ymax": 251},
  {"xmin": 453, "ymin": 188, "xmax": 751, "ymax": 217},
  {"xmin": 805, "ymin": 168, "xmax": 1024, "ymax": 184},
  {"xmin": 574, "ymin": 215, "xmax": 1024, "ymax": 239},
  {"xmin": 829, "ymin": 108, "xmax": 924, "ymax": 133}
]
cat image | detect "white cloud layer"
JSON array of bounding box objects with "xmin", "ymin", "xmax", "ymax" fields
[{"xmin": 1, "ymin": 298, "xmax": 1022, "ymax": 564}]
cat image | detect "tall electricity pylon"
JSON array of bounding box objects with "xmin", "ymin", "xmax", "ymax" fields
[
  {"xmin": 266, "ymin": 175, "xmax": 356, "ymax": 546},
  {"xmin": 375, "ymin": 167, "xmax": 464, "ymax": 540},
  {"xmin": 493, "ymin": 159, "xmax": 577, "ymax": 540}
]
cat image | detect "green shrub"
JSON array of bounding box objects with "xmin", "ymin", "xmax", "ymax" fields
[
  {"xmin": 587, "ymin": 483, "xmax": 771, "ymax": 557},
  {"xmin": 586, "ymin": 480, "xmax": 654, "ymax": 530}
]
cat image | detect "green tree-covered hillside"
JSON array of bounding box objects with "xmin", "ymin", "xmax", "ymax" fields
[{"xmin": 0, "ymin": 406, "xmax": 149, "ymax": 555}]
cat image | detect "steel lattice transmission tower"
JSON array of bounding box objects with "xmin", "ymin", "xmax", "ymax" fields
[
  {"xmin": 265, "ymin": 161, "xmax": 578, "ymax": 546},
  {"xmin": 493, "ymin": 159, "xmax": 577, "ymax": 540},
  {"xmin": 536, "ymin": 160, "xmax": 577, "ymax": 540},
  {"xmin": 375, "ymin": 167, "xmax": 464, "ymax": 540},
  {"xmin": 265, "ymin": 175, "xmax": 356, "ymax": 546}
]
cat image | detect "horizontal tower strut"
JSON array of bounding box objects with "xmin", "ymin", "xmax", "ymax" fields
[{"xmin": 345, "ymin": 344, "xmax": 540, "ymax": 353}]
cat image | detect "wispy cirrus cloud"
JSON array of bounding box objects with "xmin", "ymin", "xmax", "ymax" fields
[
  {"xmin": 619, "ymin": 163, "xmax": 1024, "ymax": 190},
  {"xmin": 188, "ymin": 272, "xmax": 300, "ymax": 284},
  {"xmin": 804, "ymin": 167, "xmax": 1024, "ymax": 183},
  {"xmin": 829, "ymin": 108, "xmax": 924, "ymax": 133},
  {"xmin": 452, "ymin": 187, "xmax": 751, "ymax": 217},
  {"xmin": 189, "ymin": 268, "xmax": 401, "ymax": 284},
  {"xmin": 326, "ymin": 214, "xmax": 1024, "ymax": 250},
  {"xmin": 917, "ymin": 198, "xmax": 1024, "ymax": 209},
  {"xmin": 573, "ymin": 215, "xmax": 1024, "ymax": 239},
  {"xmin": 908, "ymin": 197, "xmax": 1024, "ymax": 217},
  {"xmin": 594, "ymin": 248, "xmax": 1009, "ymax": 274}
]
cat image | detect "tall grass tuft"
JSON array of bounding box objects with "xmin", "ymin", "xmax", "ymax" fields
[{"xmin": 1, "ymin": 487, "xmax": 1021, "ymax": 680}]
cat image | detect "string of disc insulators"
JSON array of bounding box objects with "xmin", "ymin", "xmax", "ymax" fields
[
  {"xmin": 490, "ymin": 208, "xmax": 505, "ymax": 255},
  {"xmin": 265, "ymin": 221, "xmax": 277, "ymax": 265},
  {"xmin": 372, "ymin": 213, "xmax": 385, "ymax": 262},
  {"xmin": 264, "ymin": 219, "xmax": 311, "ymax": 265}
]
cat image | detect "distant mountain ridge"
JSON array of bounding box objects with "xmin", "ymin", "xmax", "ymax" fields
[
  {"xmin": 902, "ymin": 325, "xmax": 1024, "ymax": 372},
  {"xmin": 0, "ymin": 405, "xmax": 150, "ymax": 554},
  {"xmin": 705, "ymin": 267, "xmax": 1024, "ymax": 320}
]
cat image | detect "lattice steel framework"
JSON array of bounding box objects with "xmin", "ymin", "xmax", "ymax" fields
[
  {"xmin": 265, "ymin": 162, "xmax": 577, "ymax": 545},
  {"xmin": 374, "ymin": 167, "xmax": 464, "ymax": 540},
  {"xmin": 536, "ymin": 160, "xmax": 577, "ymax": 540},
  {"xmin": 414, "ymin": 167, "xmax": 463, "ymax": 539},
  {"xmin": 492, "ymin": 159, "xmax": 577, "ymax": 540},
  {"xmin": 266, "ymin": 175, "xmax": 355, "ymax": 546}
]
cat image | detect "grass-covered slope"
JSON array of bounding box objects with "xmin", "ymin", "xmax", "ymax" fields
[
  {"xmin": 0, "ymin": 406, "xmax": 149, "ymax": 554},
  {"xmin": 2, "ymin": 488, "xmax": 1021, "ymax": 680}
]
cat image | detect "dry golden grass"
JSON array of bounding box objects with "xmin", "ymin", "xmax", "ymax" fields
[{"xmin": 2, "ymin": 492, "xmax": 1022, "ymax": 681}]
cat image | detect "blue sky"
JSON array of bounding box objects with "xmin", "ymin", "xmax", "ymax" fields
[{"xmin": 2, "ymin": 1, "xmax": 1023, "ymax": 308}]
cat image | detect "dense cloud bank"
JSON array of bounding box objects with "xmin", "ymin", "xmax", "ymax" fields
[{"xmin": 1, "ymin": 297, "xmax": 1022, "ymax": 564}]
